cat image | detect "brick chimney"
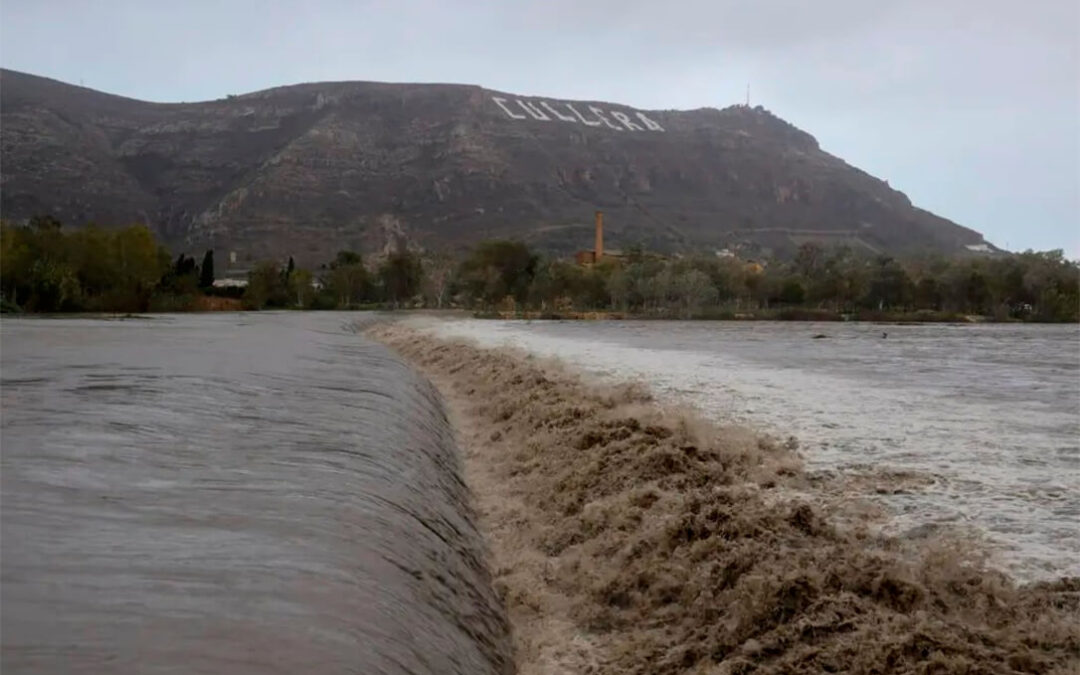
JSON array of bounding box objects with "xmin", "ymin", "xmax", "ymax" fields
[{"xmin": 594, "ymin": 210, "xmax": 604, "ymax": 261}]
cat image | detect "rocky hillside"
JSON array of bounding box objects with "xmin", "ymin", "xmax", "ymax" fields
[{"xmin": 0, "ymin": 69, "xmax": 989, "ymax": 267}]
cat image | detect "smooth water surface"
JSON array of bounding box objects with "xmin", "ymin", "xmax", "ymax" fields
[{"xmin": 1, "ymin": 313, "xmax": 511, "ymax": 675}]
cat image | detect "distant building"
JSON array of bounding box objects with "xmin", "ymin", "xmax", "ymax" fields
[
  {"xmin": 574, "ymin": 210, "xmax": 633, "ymax": 265},
  {"xmin": 574, "ymin": 210, "xmax": 607, "ymax": 265},
  {"xmin": 576, "ymin": 249, "xmax": 627, "ymax": 265},
  {"xmin": 573, "ymin": 210, "xmax": 665, "ymax": 264},
  {"xmin": 575, "ymin": 249, "xmax": 599, "ymax": 265}
]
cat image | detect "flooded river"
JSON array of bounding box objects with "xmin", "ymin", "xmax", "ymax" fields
[
  {"xmin": 3, "ymin": 312, "xmax": 1076, "ymax": 674},
  {"xmin": 0, "ymin": 313, "xmax": 511, "ymax": 674},
  {"xmin": 419, "ymin": 318, "xmax": 1080, "ymax": 582}
]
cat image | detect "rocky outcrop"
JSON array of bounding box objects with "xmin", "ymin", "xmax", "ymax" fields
[{"xmin": 0, "ymin": 69, "xmax": 988, "ymax": 266}]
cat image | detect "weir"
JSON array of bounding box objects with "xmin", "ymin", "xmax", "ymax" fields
[{"xmin": 0, "ymin": 313, "xmax": 513, "ymax": 675}]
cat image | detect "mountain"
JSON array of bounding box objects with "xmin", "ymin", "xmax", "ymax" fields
[{"xmin": 0, "ymin": 69, "xmax": 989, "ymax": 268}]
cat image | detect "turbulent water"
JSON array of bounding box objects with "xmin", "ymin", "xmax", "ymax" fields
[
  {"xmin": 0, "ymin": 313, "xmax": 511, "ymax": 675},
  {"xmin": 419, "ymin": 318, "xmax": 1080, "ymax": 581}
]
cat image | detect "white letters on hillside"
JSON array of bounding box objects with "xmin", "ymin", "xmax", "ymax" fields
[
  {"xmin": 589, "ymin": 105, "xmax": 622, "ymax": 131},
  {"xmin": 492, "ymin": 97, "xmax": 526, "ymax": 120},
  {"xmin": 540, "ymin": 101, "xmax": 577, "ymax": 122},
  {"xmin": 635, "ymin": 111, "xmax": 664, "ymax": 132},
  {"xmin": 566, "ymin": 103, "xmax": 601, "ymax": 127},
  {"xmin": 517, "ymin": 99, "xmax": 551, "ymax": 120},
  {"xmin": 492, "ymin": 96, "xmax": 664, "ymax": 132},
  {"xmin": 609, "ymin": 110, "xmax": 643, "ymax": 132}
]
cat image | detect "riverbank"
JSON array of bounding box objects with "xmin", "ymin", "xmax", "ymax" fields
[
  {"xmin": 471, "ymin": 308, "xmax": 1076, "ymax": 323},
  {"xmin": 368, "ymin": 323, "xmax": 1079, "ymax": 674},
  {"xmin": 5, "ymin": 302, "xmax": 1075, "ymax": 323},
  {"xmin": 0, "ymin": 295, "xmax": 245, "ymax": 314}
]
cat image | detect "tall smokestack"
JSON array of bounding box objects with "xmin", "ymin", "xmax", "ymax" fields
[{"xmin": 594, "ymin": 210, "xmax": 604, "ymax": 261}]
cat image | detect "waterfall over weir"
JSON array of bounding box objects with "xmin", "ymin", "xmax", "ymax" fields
[{"xmin": 0, "ymin": 313, "xmax": 512, "ymax": 674}]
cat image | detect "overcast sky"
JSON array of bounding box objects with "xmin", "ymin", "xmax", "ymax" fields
[{"xmin": 2, "ymin": 0, "xmax": 1077, "ymax": 255}]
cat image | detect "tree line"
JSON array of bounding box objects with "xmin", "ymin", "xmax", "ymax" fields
[
  {"xmin": 242, "ymin": 250, "xmax": 425, "ymax": 310},
  {"xmin": 253, "ymin": 239, "xmax": 1078, "ymax": 322},
  {"xmin": 0, "ymin": 217, "xmax": 197, "ymax": 312},
  {"xmin": 447, "ymin": 241, "xmax": 1079, "ymax": 322},
  {"xmin": 3, "ymin": 218, "xmax": 1077, "ymax": 321},
  {"xmin": 0, "ymin": 218, "xmax": 427, "ymax": 313}
]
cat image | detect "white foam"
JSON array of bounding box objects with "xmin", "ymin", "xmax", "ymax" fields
[{"xmin": 416, "ymin": 318, "xmax": 1080, "ymax": 582}]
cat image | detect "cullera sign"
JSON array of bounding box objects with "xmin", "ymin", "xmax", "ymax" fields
[{"xmin": 491, "ymin": 96, "xmax": 665, "ymax": 133}]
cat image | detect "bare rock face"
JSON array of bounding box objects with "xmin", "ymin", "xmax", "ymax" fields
[{"xmin": 0, "ymin": 69, "xmax": 987, "ymax": 265}]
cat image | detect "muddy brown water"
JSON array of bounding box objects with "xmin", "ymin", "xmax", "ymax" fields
[
  {"xmin": 422, "ymin": 318, "xmax": 1080, "ymax": 581},
  {"xmin": 0, "ymin": 313, "xmax": 512, "ymax": 674}
]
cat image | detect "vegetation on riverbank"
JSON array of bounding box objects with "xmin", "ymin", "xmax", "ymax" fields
[
  {"xmin": 241, "ymin": 249, "xmax": 425, "ymax": 310},
  {"xmin": 0, "ymin": 217, "xmax": 212, "ymax": 313},
  {"xmin": 4, "ymin": 217, "xmax": 1077, "ymax": 321},
  {"xmin": 471, "ymin": 308, "xmax": 993, "ymax": 323},
  {"xmin": 454, "ymin": 241, "xmax": 1080, "ymax": 323},
  {"xmin": 370, "ymin": 324, "xmax": 1080, "ymax": 674},
  {"xmin": 281, "ymin": 238, "xmax": 1079, "ymax": 322},
  {"xmin": 0, "ymin": 219, "xmax": 425, "ymax": 313}
]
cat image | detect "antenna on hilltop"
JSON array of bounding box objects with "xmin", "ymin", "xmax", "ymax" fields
[{"xmin": 745, "ymin": 82, "xmax": 750, "ymax": 107}]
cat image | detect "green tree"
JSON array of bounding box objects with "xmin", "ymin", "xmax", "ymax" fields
[
  {"xmin": 607, "ymin": 267, "xmax": 632, "ymax": 310},
  {"xmin": 422, "ymin": 252, "xmax": 455, "ymax": 309},
  {"xmin": 289, "ymin": 268, "xmax": 314, "ymax": 308},
  {"xmin": 863, "ymin": 256, "xmax": 913, "ymax": 310},
  {"xmin": 159, "ymin": 253, "xmax": 200, "ymax": 296},
  {"xmin": 1018, "ymin": 250, "xmax": 1080, "ymax": 321},
  {"xmin": 1, "ymin": 223, "xmax": 33, "ymax": 307},
  {"xmin": 378, "ymin": 249, "xmax": 423, "ymax": 307},
  {"xmin": 457, "ymin": 240, "xmax": 538, "ymax": 307},
  {"xmin": 778, "ymin": 278, "xmax": 806, "ymax": 305},
  {"xmin": 244, "ymin": 261, "xmax": 290, "ymax": 309},
  {"xmin": 794, "ymin": 242, "xmax": 824, "ymax": 279},
  {"xmin": 812, "ymin": 246, "xmax": 866, "ymax": 311},
  {"xmin": 199, "ymin": 250, "xmax": 215, "ymax": 289},
  {"xmin": 643, "ymin": 267, "xmax": 675, "ymax": 312},
  {"xmin": 675, "ymin": 269, "xmax": 718, "ymax": 317},
  {"xmin": 709, "ymin": 258, "xmax": 745, "ymax": 306},
  {"xmin": 1, "ymin": 219, "xmax": 169, "ymax": 312},
  {"xmin": 28, "ymin": 214, "xmax": 63, "ymax": 232},
  {"xmin": 69, "ymin": 226, "xmax": 117, "ymax": 297},
  {"xmin": 913, "ymin": 277, "xmax": 942, "ymax": 310},
  {"xmin": 325, "ymin": 250, "xmax": 369, "ymax": 308},
  {"xmin": 951, "ymin": 267, "xmax": 991, "ymax": 314}
]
